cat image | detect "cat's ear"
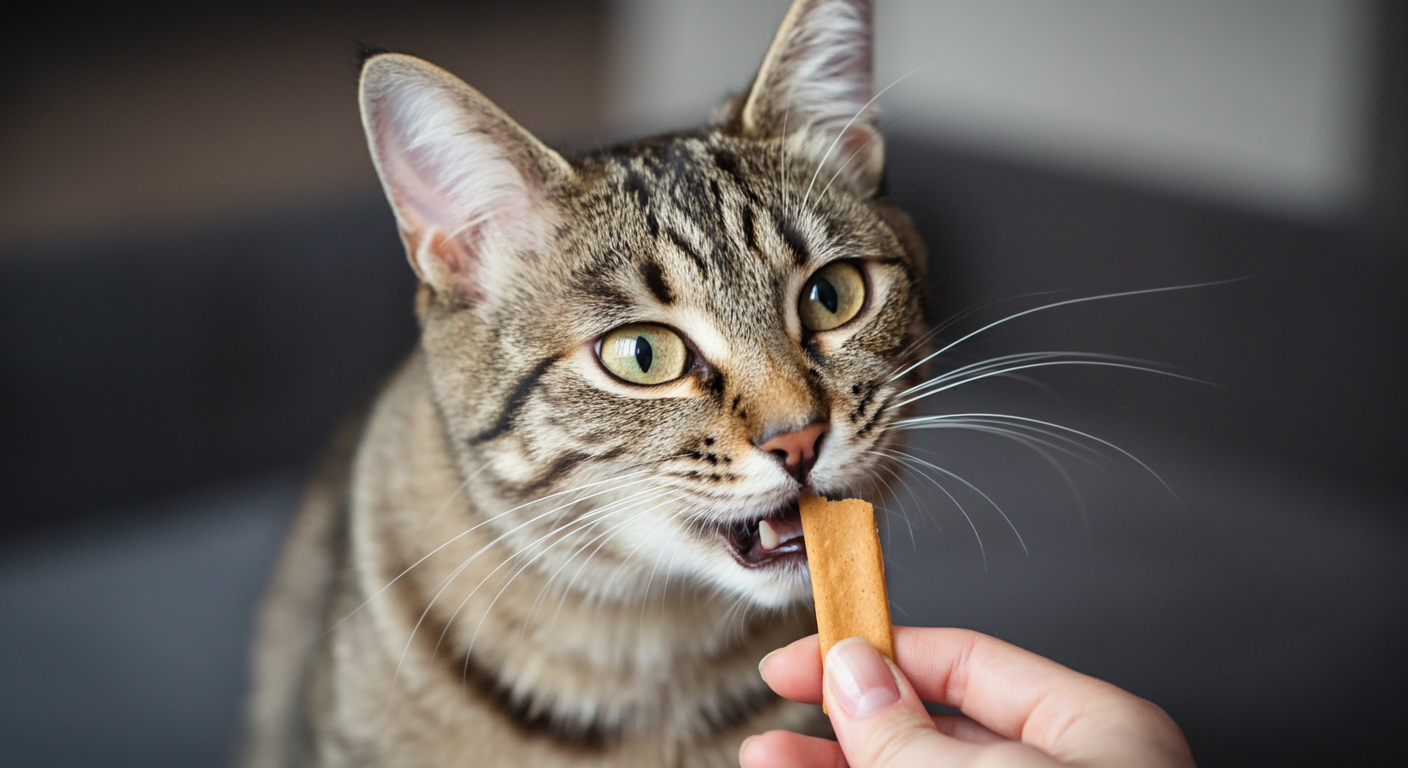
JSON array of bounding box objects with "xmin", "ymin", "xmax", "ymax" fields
[
  {"xmin": 359, "ymin": 53, "xmax": 573, "ymax": 301},
  {"xmin": 738, "ymin": 0, "xmax": 881, "ymax": 197}
]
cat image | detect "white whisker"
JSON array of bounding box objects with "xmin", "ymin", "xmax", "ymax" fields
[
  {"xmin": 891, "ymin": 412, "xmax": 1176, "ymax": 501},
  {"xmin": 877, "ymin": 447, "xmax": 1027, "ymax": 555},
  {"xmin": 887, "ymin": 280, "xmax": 1246, "ymax": 385},
  {"xmin": 865, "ymin": 449, "xmax": 987, "ymax": 568}
]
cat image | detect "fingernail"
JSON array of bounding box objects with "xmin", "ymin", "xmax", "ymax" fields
[
  {"xmin": 827, "ymin": 638, "xmax": 900, "ymax": 718},
  {"xmin": 758, "ymin": 649, "xmax": 780, "ymax": 683},
  {"xmin": 738, "ymin": 734, "xmax": 758, "ymax": 766}
]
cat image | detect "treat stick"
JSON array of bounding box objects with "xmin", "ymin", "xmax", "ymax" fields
[{"xmin": 799, "ymin": 493, "xmax": 895, "ymax": 697}]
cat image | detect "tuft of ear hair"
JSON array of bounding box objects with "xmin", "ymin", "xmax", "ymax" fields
[
  {"xmin": 358, "ymin": 53, "xmax": 573, "ymax": 302},
  {"xmin": 356, "ymin": 43, "xmax": 393, "ymax": 69},
  {"xmin": 737, "ymin": 0, "xmax": 882, "ymax": 200}
]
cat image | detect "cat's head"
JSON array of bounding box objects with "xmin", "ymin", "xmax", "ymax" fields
[{"xmin": 360, "ymin": 0, "xmax": 926, "ymax": 610}]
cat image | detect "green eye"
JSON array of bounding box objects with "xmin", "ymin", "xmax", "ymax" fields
[
  {"xmin": 598, "ymin": 324, "xmax": 688, "ymax": 385},
  {"xmin": 799, "ymin": 262, "xmax": 865, "ymax": 331}
]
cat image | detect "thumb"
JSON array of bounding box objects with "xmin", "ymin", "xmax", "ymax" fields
[{"xmin": 823, "ymin": 638, "xmax": 967, "ymax": 768}]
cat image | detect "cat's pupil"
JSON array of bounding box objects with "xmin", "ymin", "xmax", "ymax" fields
[
  {"xmin": 635, "ymin": 336, "xmax": 654, "ymax": 373},
  {"xmin": 812, "ymin": 278, "xmax": 839, "ymax": 314}
]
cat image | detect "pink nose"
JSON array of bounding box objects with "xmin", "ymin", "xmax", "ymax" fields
[{"xmin": 756, "ymin": 422, "xmax": 827, "ymax": 482}]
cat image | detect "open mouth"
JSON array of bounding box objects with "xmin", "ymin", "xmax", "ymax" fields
[{"xmin": 718, "ymin": 498, "xmax": 807, "ymax": 568}]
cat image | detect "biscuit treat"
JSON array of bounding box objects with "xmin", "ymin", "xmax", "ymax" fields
[{"xmin": 799, "ymin": 493, "xmax": 895, "ymax": 679}]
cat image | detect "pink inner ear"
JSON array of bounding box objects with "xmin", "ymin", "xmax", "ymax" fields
[
  {"xmin": 396, "ymin": 216, "xmax": 490, "ymax": 303},
  {"xmin": 839, "ymin": 124, "xmax": 879, "ymax": 166}
]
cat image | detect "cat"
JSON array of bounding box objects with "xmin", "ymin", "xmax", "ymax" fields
[{"xmin": 237, "ymin": 0, "xmax": 932, "ymax": 765}]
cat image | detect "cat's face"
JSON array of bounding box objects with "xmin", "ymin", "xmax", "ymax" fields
[{"xmin": 362, "ymin": 0, "xmax": 923, "ymax": 609}]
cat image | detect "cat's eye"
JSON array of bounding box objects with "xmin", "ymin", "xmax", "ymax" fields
[
  {"xmin": 598, "ymin": 324, "xmax": 689, "ymax": 385},
  {"xmin": 799, "ymin": 262, "xmax": 865, "ymax": 331}
]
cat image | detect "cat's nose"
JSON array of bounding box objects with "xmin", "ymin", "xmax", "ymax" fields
[{"xmin": 756, "ymin": 422, "xmax": 827, "ymax": 483}]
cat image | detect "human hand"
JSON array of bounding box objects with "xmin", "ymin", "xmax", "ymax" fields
[{"xmin": 743, "ymin": 627, "xmax": 1195, "ymax": 768}]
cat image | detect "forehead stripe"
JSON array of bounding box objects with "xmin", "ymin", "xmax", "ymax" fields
[
  {"xmin": 640, "ymin": 259, "xmax": 674, "ymax": 305},
  {"xmin": 667, "ymin": 228, "xmax": 709, "ymax": 276},
  {"xmin": 775, "ymin": 214, "xmax": 810, "ymax": 266},
  {"xmin": 741, "ymin": 206, "xmax": 759, "ymax": 256}
]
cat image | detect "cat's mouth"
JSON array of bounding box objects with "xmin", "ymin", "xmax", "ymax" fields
[{"xmin": 717, "ymin": 499, "xmax": 807, "ymax": 568}]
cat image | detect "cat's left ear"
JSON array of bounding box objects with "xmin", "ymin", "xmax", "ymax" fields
[
  {"xmin": 737, "ymin": 0, "xmax": 882, "ymax": 197},
  {"xmin": 359, "ymin": 53, "xmax": 573, "ymax": 302}
]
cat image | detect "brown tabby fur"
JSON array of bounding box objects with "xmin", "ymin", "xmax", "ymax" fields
[{"xmin": 238, "ymin": 1, "xmax": 929, "ymax": 765}]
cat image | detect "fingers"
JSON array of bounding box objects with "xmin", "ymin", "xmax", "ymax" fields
[
  {"xmin": 761, "ymin": 628, "xmax": 1146, "ymax": 743},
  {"xmin": 759, "ymin": 634, "xmax": 824, "ymax": 704},
  {"xmin": 822, "ymin": 638, "xmax": 1051, "ymax": 768},
  {"xmin": 759, "ymin": 627, "xmax": 1194, "ymax": 767},
  {"xmin": 930, "ymin": 714, "xmax": 1006, "ymax": 745},
  {"xmin": 888, "ymin": 627, "xmax": 1191, "ymax": 763},
  {"xmin": 740, "ymin": 730, "xmax": 847, "ymax": 768}
]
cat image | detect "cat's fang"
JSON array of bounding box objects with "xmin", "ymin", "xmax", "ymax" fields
[
  {"xmin": 757, "ymin": 517, "xmax": 805, "ymax": 552},
  {"xmin": 758, "ymin": 518, "xmax": 780, "ymax": 550}
]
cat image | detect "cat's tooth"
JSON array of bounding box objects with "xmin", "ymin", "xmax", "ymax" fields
[
  {"xmin": 758, "ymin": 519, "xmax": 780, "ymax": 551},
  {"xmin": 777, "ymin": 527, "xmax": 803, "ymax": 546}
]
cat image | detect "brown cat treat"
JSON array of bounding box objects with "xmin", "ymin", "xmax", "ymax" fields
[{"xmin": 799, "ymin": 494, "xmax": 895, "ymax": 669}]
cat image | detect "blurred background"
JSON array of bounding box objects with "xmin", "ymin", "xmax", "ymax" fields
[{"xmin": 1, "ymin": 0, "xmax": 1403, "ymax": 765}]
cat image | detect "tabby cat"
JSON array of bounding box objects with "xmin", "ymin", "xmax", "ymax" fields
[{"xmin": 238, "ymin": 1, "xmax": 930, "ymax": 765}]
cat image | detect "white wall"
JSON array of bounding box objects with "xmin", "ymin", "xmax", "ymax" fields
[{"xmin": 609, "ymin": 0, "xmax": 1377, "ymax": 219}]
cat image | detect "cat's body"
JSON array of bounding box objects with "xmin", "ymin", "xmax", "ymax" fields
[{"xmin": 240, "ymin": 1, "xmax": 930, "ymax": 765}]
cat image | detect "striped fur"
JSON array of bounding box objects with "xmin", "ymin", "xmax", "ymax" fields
[{"xmin": 239, "ymin": 2, "xmax": 929, "ymax": 765}]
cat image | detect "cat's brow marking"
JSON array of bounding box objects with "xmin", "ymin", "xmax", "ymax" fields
[
  {"xmin": 639, "ymin": 259, "xmax": 674, "ymax": 304},
  {"xmin": 665, "ymin": 228, "xmax": 708, "ymax": 276},
  {"xmin": 740, "ymin": 206, "xmax": 760, "ymax": 255},
  {"xmin": 622, "ymin": 171, "xmax": 660, "ymax": 238},
  {"xmin": 774, "ymin": 213, "xmax": 810, "ymax": 266}
]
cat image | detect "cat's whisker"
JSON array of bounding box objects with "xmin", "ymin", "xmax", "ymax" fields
[
  {"xmin": 581, "ymin": 508, "xmax": 684, "ymax": 632},
  {"xmin": 517, "ymin": 504, "xmax": 651, "ymax": 637},
  {"xmin": 443, "ymin": 494, "xmax": 677, "ymax": 685},
  {"xmin": 877, "ymin": 290, "xmax": 1071, "ymax": 387},
  {"xmin": 886, "ymin": 280, "xmax": 1245, "ymax": 385},
  {"xmin": 863, "ymin": 449, "xmax": 987, "ymax": 569},
  {"xmin": 876, "ymin": 447, "xmax": 1027, "ymax": 555},
  {"xmin": 442, "ymin": 487, "xmax": 669, "ymax": 638},
  {"xmin": 484, "ymin": 495, "xmax": 666, "ymax": 644},
  {"xmin": 350, "ymin": 451, "xmax": 695, "ymax": 640},
  {"xmin": 412, "ymin": 460, "xmax": 491, "ymax": 546},
  {"xmin": 467, "ymin": 494, "xmax": 686, "ymax": 665},
  {"xmin": 886, "ymin": 357, "xmax": 1209, "ymax": 412},
  {"xmin": 522, "ymin": 500, "xmax": 666, "ymax": 637},
  {"xmin": 892, "ymin": 351, "xmax": 1101, "ymax": 400},
  {"xmin": 888, "ymin": 415, "xmax": 1107, "ymax": 466},
  {"xmin": 889, "ymin": 422, "xmax": 1097, "ymax": 547},
  {"xmin": 816, "ymin": 99, "xmax": 947, "ymax": 203},
  {"xmin": 384, "ymin": 483, "xmax": 665, "ymax": 710},
  {"xmin": 336, "ymin": 469, "xmax": 658, "ymax": 636},
  {"xmin": 547, "ymin": 494, "xmax": 690, "ymax": 631},
  {"xmin": 891, "ymin": 412, "xmax": 1176, "ymax": 501},
  {"xmin": 862, "ymin": 452, "xmax": 920, "ymax": 551},
  {"xmin": 526, "ymin": 487, "xmax": 689, "ymax": 631}
]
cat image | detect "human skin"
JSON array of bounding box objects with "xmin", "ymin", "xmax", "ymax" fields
[{"xmin": 743, "ymin": 627, "xmax": 1197, "ymax": 768}]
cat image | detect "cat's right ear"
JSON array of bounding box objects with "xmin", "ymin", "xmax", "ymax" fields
[
  {"xmin": 359, "ymin": 53, "xmax": 572, "ymax": 302},
  {"xmin": 736, "ymin": 0, "xmax": 882, "ymax": 198}
]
